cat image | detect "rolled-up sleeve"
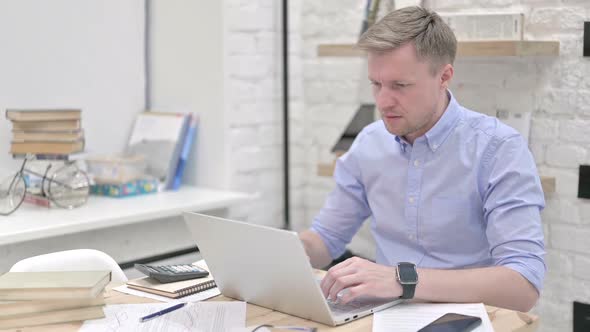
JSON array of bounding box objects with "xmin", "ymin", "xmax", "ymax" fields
[
  {"xmin": 482, "ymin": 134, "xmax": 546, "ymax": 292},
  {"xmin": 310, "ymin": 132, "xmax": 372, "ymax": 260}
]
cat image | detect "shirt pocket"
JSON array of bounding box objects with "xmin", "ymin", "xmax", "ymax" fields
[{"xmin": 421, "ymin": 195, "xmax": 485, "ymax": 255}]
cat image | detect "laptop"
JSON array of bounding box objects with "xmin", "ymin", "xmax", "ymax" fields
[{"xmin": 182, "ymin": 212, "xmax": 402, "ymax": 326}]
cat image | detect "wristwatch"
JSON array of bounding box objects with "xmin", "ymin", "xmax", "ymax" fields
[{"xmin": 396, "ymin": 262, "xmax": 418, "ymax": 299}]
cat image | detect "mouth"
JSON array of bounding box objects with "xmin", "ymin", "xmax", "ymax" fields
[{"xmin": 383, "ymin": 114, "xmax": 402, "ymax": 120}]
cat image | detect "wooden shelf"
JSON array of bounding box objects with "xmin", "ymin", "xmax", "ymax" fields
[
  {"xmin": 318, "ymin": 41, "xmax": 560, "ymax": 57},
  {"xmin": 317, "ymin": 162, "xmax": 556, "ymax": 194}
]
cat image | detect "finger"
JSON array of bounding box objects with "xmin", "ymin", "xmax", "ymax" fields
[
  {"xmin": 338, "ymin": 284, "xmax": 367, "ymax": 305},
  {"xmin": 321, "ymin": 264, "xmax": 358, "ymax": 297},
  {"xmin": 320, "ymin": 257, "xmax": 363, "ymax": 297},
  {"xmin": 327, "ymin": 273, "xmax": 364, "ymax": 301},
  {"xmin": 324, "ymin": 265, "xmax": 362, "ymax": 300}
]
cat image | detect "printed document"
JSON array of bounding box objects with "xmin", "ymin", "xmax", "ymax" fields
[{"xmin": 80, "ymin": 301, "xmax": 246, "ymax": 332}]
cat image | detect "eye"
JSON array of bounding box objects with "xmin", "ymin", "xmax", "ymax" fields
[{"xmin": 370, "ymin": 81, "xmax": 381, "ymax": 88}]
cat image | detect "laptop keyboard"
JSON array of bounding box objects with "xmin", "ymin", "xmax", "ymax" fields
[
  {"xmin": 327, "ymin": 298, "xmax": 376, "ymax": 314},
  {"xmin": 315, "ymin": 278, "xmax": 385, "ymax": 315}
]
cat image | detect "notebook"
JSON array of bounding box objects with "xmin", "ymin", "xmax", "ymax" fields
[
  {"xmin": 0, "ymin": 294, "xmax": 105, "ymax": 318},
  {"xmin": 0, "ymin": 271, "xmax": 111, "ymax": 301},
  {"xmin": 126, "ymin": 261, "xmax": 215, "ymax": 299},
  {"xmin": 0, "ymin": 305, "xmax": 104, "ymax": 329}
]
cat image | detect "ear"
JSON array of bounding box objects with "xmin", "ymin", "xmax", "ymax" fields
[{"xmin": 439, "ymin": 64, "xmax": 454, "ymax": 90}]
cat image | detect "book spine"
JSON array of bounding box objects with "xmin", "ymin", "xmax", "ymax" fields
[
  {"xmin": 178, "ymin": 280, "xmax": 216, "ymax": 297},
  {"xmin": 171, "ymin": 115, "xmax": 198, "ymax": 190},
  {"xmin": 23, "ymin": 194, "xmax": 52, "ymax": 208},
  {"xmin": 90, "ymin": 178, "xmax": 158, "ymax": 197},
  {"xmin": 165, "ymin": 113, "xmax": 191, "ymax": 190}
]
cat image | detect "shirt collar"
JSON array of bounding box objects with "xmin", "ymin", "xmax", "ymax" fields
[
  {"xmin": 393, "ymin": 90, "xmax": 461, "ymax": 152},
  {"xmin": 424, "ymin": 90, "xmax": 461, "ymax": 152}
]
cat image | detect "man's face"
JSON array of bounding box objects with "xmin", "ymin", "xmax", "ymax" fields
[{"xmin": 368, "ymin": 43, "xmax": 448, "ymax": 143}]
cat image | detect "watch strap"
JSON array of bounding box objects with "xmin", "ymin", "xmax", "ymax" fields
[
  {"xmin": 400, "ymin": 280, "xmax": 416, "ymax": 299},
  {"xmin": 397, "ymin": 262, "xmax": 417, "ymax": 300}
]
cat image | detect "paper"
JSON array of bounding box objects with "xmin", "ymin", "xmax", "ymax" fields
[
  {"xmin": 113, "ymin": 284, "xmax": 221, "ymax": 303},
  {"xmin": 373, "ymin": 303, "xmax": 493, "ymax": 332},
  {"xmin": 80, "ymin": 301, "xmax": 246, "ymax": 332}
]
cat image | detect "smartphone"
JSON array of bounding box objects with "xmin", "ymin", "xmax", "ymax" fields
[{"xmin": 417, "ymin": 313, "xmax": 482, "ymax": 332}]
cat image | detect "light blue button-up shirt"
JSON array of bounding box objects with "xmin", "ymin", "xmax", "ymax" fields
[{"xmin": 311, "ymin": 92, "xmax": 546, "ymax": 292}]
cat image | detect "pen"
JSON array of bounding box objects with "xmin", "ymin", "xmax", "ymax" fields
[
  {"xmin": 139, "ymin": 302, "xmax": 187, "ymax": 323},
  {"xmin": 251, "ymin": 325, "xmax": 317, "ymax": 332}
]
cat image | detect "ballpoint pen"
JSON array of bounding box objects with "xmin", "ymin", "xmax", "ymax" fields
[
  {"xmin": 139, "ymin": 302, "xmax": 187, "ymax": 323},
  {"xmin": 251, "ymin": 325, "xmax": 317, "ymax": 332}
]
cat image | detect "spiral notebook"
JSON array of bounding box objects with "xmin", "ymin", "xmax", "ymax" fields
[{"xmin": 126, "ymin": 261, "xmax": 216, "ymax": 299}]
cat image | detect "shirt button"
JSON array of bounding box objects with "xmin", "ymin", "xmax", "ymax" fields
[
  {"xmin": 408, "ymin": 234, "xmax": 415, "ymax": 240},
  {"xmin": 433, "ymin": 144, "xmax": 438, "ymax": 149},
  {"xmin": 414, "ymin": 160, "xmax": 420, "ymax": 167},
  {"xmin": 408, "ymin": 197, "xmax": 415, "ymax": 204}
]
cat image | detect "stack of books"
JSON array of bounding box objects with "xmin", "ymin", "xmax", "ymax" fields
[
  {"xmin": 0, "ymin": 270, "xmax": 111, "ymax": 329},
  {"xmin": 5, "ymin": 108, "xmax": 85, "ymax": 156}
]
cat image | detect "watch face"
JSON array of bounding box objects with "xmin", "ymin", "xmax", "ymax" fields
[{"xmin": 398, "ymin": 264, "xmax": 418, "ymax": 283}]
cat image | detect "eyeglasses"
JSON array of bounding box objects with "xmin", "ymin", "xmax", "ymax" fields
[{"xmin": 0, "ymin": 155, "xmax": 90, "ymax": 216}]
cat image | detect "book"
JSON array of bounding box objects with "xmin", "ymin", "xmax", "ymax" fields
[
  {"xmin": 11, "ymin": 119, "xmax": 81, "ymax": 132},
  {"xmin": 23, "ymin": 193, "xmax": 53, "ymax": 208},
  {"xmin": 0, "ymin": 271, "xmax": 111, "ymax": 300},
  {"xmin": 127, "ymin": 276, "xmax": 216, "ymax": 299},
  {"xmin": 5, "ymin": 109, "xmax": 81, "ymax": 122},
  {"xmin": 10, "ymin": 139, "xmax": 85, "ymax": 155},
  {"xmin": 170, "ymin": 114, "xmax": 198, "ymax": 190},
  {"xmin": 90, "ymin": 178, "xmax": 159, "ymax": 197},
  {"xmin": 0, "ymin": 294, "xmax": 105, "ymax": 318},
  {"xmin": 126, "ymin": 261, "xmax": 215, "ymax": 299},
  {"xmin": 126, "ymin": 111, "xmax": 190, "ymax": 189},
  {"xmin": 0, "ymin": 305, "xmax": 104, "ymax": 329},
  {"xmin": 12, "ymin": 130, "xmax": 84, "ymax": 142}
]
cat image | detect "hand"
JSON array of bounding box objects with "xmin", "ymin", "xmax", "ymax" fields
[{"xmin": 320, "ymin": 257, "xmax": 402, "ymax": 304}]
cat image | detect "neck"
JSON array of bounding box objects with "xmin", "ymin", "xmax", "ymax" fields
[{"xmin": 404, "ymin": 91, "xmax": 450, "ymax": 144}]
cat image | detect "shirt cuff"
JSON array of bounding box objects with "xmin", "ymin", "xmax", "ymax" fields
[
  {"xmin": 309, "ymin": 224, "xmax": 347, "ymax": 260},
  {"xmin": 502, "ymin": 260, "xmax": 545, "ymax": 293}
]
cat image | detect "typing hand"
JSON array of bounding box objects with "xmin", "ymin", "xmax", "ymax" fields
[{"xmin": 320, "ymin": 257, "xmax": 402, "ymax": 304}]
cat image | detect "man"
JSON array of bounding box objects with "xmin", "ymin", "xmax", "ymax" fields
[{"xmin": 299, "ymin": 6, "xmax": 545, "ymax": 312}]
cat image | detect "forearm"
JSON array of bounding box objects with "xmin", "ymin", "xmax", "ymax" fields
[
  {"xmin": 299, "ymin": 230, "xmax": 333, "ymax": 269},
  {"xmin": 415, "ymin": 266, "xmax": 539, "ymax": 312}
]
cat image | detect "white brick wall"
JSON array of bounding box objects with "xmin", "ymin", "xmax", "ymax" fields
[
  {"xmin": 225, "ymin": 0, "xmax": 285, "ymax": 228},
  {"xmin": 297, "ymin": 1, "xmax": 590, "ymax": 331}
]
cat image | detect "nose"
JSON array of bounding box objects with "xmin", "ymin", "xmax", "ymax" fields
[{"xmin": 374, "ymin": 87, "xmax": 397, "ymax": 112}]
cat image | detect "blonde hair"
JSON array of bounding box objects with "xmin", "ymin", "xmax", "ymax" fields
[{"xmin": 357, "ymin": 6, "xmax": 457, "ymax": 73}]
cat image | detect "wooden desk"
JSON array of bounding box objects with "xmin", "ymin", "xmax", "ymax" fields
[{"xmin": 3, "ymin": 286, "xmax": 539, "ymax": 332}]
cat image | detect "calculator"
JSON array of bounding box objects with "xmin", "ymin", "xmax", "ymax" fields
[{"xmin": 134, "ymin": 263, "xmax": 209, "ymax": 283}]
